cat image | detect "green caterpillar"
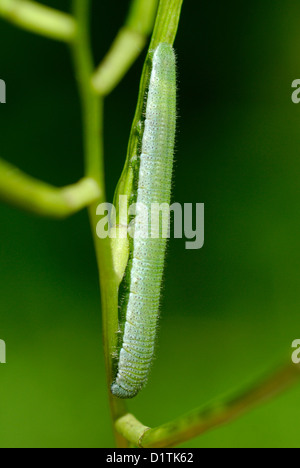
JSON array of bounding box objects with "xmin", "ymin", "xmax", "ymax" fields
[{"xmin": 111, "ymin": 43, "xmax": 177, "ymax": 399}]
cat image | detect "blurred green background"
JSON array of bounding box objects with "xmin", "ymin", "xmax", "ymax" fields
[{"xmin": 0, "ymin": 0, "xmax": 300, "ymax": 448}]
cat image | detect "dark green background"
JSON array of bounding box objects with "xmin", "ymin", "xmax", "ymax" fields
[{"xmin": 0, "ymin": 0, "xmax": 300, "ymax": 448}]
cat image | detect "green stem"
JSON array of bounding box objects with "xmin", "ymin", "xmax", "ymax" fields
[
  {"xmin": 116, "ymin": 362, "xmax": 300, "ymax": 447},
  {"xmin": 71, "ymin": 0, "xmax": 128, "ymax": 448},
  {"xmin": 91, "ymin": 0, "xmax": 159, "ymax": 96},
  {"xmin": 0, "ymin": 158, "xmax": 100, "ymax": 218},
  {"xmin": 0, "ymin": 0, "xmax": 76, "ymax": 42},
  {"xmin": 149, "ymin": 0, "xmax": 184, "ymax": 49}
]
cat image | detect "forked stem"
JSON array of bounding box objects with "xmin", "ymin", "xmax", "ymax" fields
[{"xmin": 71, "ymin": 0, "xmax": 128, "ymax": 448}]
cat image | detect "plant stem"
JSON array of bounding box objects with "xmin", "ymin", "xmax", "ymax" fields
[
  {"xmin": 71, "ymin": 0, "xmax": 128, "ymax": 447},
  {"xmin": 115, "ymin": 361, "xmax": 300, "ymax": 447},
  {"xmin": 149, "ymin": 0, "xmax": 184, "ymax": 49},
  {"xmin": 0, "ymin": 158, "xmax": 100, "ymax": 218},
  {"xmin": 91, "ymin": 0, "xmax": 159, "ymax": 96},
  {"xmin": 0, "ymin": 0, "xmax": 76, "ymax": 42}
]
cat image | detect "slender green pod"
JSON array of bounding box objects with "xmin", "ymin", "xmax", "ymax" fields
[{"xmin": 111, "ymin": 43, "xmax": 177, "ymax": 399}]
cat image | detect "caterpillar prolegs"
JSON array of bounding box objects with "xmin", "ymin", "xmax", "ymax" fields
[{"xmin": 111, "ymin": 43, "xmax": 177, "ymax": 399}]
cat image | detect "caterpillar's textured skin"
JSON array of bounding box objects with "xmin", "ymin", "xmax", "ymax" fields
[{"xmin": 111, "ymin": 43, "xmax": 177, "ymax": 399}]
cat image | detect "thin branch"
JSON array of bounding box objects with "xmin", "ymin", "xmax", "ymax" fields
[
  {"xmin": 115, "ymin": 361, "xmax": 300, "ymax": 448},
  {"xmin": 0, "ymin": 158, "xmax": 100, "ymax": 218},
  {"xmin": 0, "ymin": 0, "xmax": 76, "ymax": 42},
  {"xmin": 91, "ymin": 0, "xmax": 158, "ymax": 96},
  {"xmin": 71, "ymin": 0, "xmax": 128, "ymax": 448}
]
